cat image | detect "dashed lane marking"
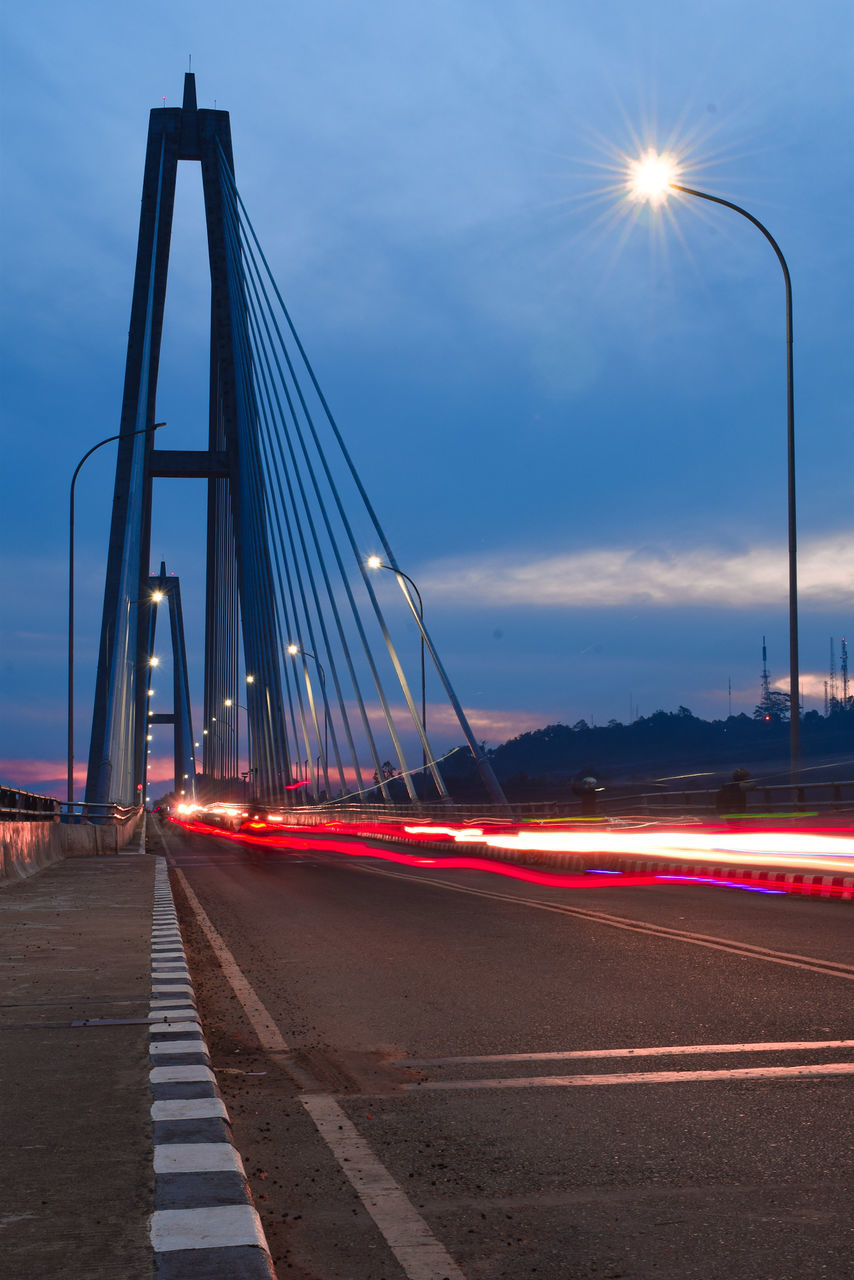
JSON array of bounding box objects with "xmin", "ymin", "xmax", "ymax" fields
[
  {"xmin": 405, "ymin": 1062, "xmax": 854, "ymax": 1091},
  {"xmin": 406, "ymin": 1039, "xmax": 854, "ymax": 1066}
]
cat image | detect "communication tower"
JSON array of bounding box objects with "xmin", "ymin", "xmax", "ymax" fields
[
  {"xmin": 842, "ymin": 636, "xmax": 850, "ymax": 706},
  {"xmin": 829, "ymin": 637, "xmax": 838, "ymax": 709},
  {"xmin": 761, "ymin": 636, "xmax": 771, "ymax": 703}
]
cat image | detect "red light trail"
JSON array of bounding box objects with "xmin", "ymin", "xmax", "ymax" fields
[{"xmin": 167, "ymin": 815, "xmax": 853, "ymax": 897}]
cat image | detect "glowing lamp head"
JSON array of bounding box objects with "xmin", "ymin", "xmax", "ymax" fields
[
  {"xmin": 628, "ymin": 150, "xmax": 678, "ymax": 205},
  {"xmin": 246, "ymin": 674, "xmax": 255, "ymax": 684},
  {"xmin": 149, "ymin": 656, "xmax": 160, "ymax": 667},
  {"xmin": 224, "ymin": 698, "xmax": 233, "ymax": 707},
  {"xmin": 287, "ymin": 643, "xmax": 299, "ymax": 656},
  {"xmin": 151, "ymin": 591, "xmax": 165, "ymax": 603},
  {"xmin": 367, "ymin": 555, "xmax": 382, "ymax": 570}
]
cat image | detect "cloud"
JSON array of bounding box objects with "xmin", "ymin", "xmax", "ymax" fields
[
  {"xmin": 773, "ymin": 672, "xmax": 841, "ymax": 700},
  {"xmin": 417, "ymin": 534, "xmax": 853, "ymax": 610},
  {"xmin": 354, "ymin": 701, "xmax": 548, "ymax": 747}
]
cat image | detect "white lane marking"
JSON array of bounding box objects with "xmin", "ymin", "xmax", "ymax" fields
[
  {"xmin": 152, "ymin": 1097, "xmax": 227, "ymax": 1121},
  {"xmin": 150, "ymin": 1204, "xmax": 264, "ymax": 1252},
  {"xmin": 407, "ymin": 1039, "xmax": 854, "ymax": 1066},
  {"xmin": 353, "ymin": 864, "xmax": 854, "ymax": 980},
  {"xmin": 406, "ymin": 1062, "xmax": 854, "ymax": 1091},
  {"xmin": 153, "ymin": 1143, "xmax": 244, "ymax": 1174},
  {"xmin": 160, "ymin": 823, "xmax": 466, "ymax": 1280},
  {"xmin": 303, "ymin": 1094, "xmax": 466, "ymax": 1280},
  {"xmin": 169, "ymin": 863, "xmax": 290, "ymax": 1055}
]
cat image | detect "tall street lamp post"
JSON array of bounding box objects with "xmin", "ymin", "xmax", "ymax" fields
[
  {"xmin": 629, "ymin": 155, "xmax": 800, "ymax": 778},
  {"xmin": 287, "ymin": 645, "xmax": 328, "ymax": 797},
  {"xmin": 67, "ymin": 423, "xmax": 165, "ymax": 810},
  {"xmin": 367, "ymin": 556, "xmax": 428, "ymax": 787},
  {"xmin": 223, "ymin": 696, "xmax": 253, "ymax": 792}
]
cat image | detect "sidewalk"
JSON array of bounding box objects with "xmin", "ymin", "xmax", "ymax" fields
[
  {"xmin": 0, "ymin": 834, "xmax": 275, "ymax": 1279},
  {"xmin": 0, "ymin": 850, "xmax": 155, "ymax": 1279}
]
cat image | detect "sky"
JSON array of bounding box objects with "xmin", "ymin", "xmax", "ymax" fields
[{"xmin": 1, "ymin": 0, "xmax": 852, "ymax": 795}]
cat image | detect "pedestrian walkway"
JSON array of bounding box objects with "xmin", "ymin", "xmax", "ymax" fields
[
  {"xmin": 0, "ymin": 851, "xmax": 156, "ymax": 1279},
  {"xmin": 0, "ymin": 835, "xmax": 275, "ymax": 1279}
]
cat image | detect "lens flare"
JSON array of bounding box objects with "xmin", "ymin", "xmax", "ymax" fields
[{"xmin": 628, "ymin": 149, "xmax": 679, "ymax": 204}]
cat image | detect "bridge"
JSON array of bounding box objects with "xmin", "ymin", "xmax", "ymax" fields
[
  {"xmin": 2, "ymin": 75, "xmax": 853, "ymax": 1280},
  {"xmin": 77, "ymin": 71, "xmax": 505, "ymax": 816}
]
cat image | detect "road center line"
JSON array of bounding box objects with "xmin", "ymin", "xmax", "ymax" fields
[
  {"xmin": 158, "ymin": 822, "xmax": 466, "ymax": 1280},
  {"xmin": 406, "ymin": 1039, "xmax": 854, "ymax": 1066},
  {"xmin": 404, "ymin": 1062, "xmax": 854, "ymax": 1091},
  {"xmin": 352, "ymin": 864, "xmax": 854, "ymax": 980}
]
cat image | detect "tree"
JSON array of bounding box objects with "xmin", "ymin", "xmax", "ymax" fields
[
  {"xmin": 754, "ymin": 690, "xmax": 790, "ymax": 723},
  {"xmin": 373, "ymin": 761, "xmax": 398, "ymax": 783}
]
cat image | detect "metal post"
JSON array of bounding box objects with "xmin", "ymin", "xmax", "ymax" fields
[
  {"xmin": 368, "ymin": 561, "xmax": 428, "ymax": 792},
  {"xmin": 672, "ymin": 185, "xmax": 799, "ymax": 778},
  {"xmin": 68, "ymin": 424, "xmax": 164, "ymax": 810}
]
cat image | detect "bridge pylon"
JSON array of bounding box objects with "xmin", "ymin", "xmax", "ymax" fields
[{"xmin": 85, "ymin": 73, "xmax": 290, "ymax": 807}]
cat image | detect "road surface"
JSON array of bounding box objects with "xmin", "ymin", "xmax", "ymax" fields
[{"xmin": 154, "ymin": 816, "xmax": 854, "ymax": 1280}]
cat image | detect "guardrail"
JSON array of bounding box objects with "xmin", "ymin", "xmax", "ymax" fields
[
  {"xmin": 60, "ymin": 801, "xmax": 142, "ymax": 826},
  {"xmin": 254, "ymin": 776, "xmax": 854, "ymax": 824},
  {"xmin": 0, "ymin": 788, "xmax": 142, "ymax": 825},
  {"xmin": 0, "ymin": 788, "xmax": 61, "ymax": 821}
]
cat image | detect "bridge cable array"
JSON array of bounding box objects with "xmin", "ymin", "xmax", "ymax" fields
[{"xmin": 214, "ymin": 144, "xmax": 502, "ymax": 805}]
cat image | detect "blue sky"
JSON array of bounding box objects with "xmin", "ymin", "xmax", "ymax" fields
[{"xmin": 1, "ymin": 1, "xmax": 852, "ymax": 792}]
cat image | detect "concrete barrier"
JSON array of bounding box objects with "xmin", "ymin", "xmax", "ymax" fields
[{"xmin": 1, "ymin": 812, "xmax": 144, "ymax": 885}]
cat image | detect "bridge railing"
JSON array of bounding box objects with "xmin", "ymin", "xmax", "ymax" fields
[
  {"xmin": 0, "ymin": 787, "xmax": 61, "ymax": 821},
  {"xmin": 60, "ymin": 802, "xmax": 143, "ymax": 826},
  {"xmin": 276, "ymin": 776, "xmax": 854, "ymax": 824},
  {"xmin": 0, "ymin": 788, "xmax": 142, "ymax": 825}
]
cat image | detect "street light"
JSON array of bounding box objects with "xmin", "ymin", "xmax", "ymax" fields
[
  {"xmin": 223, "ymin": 698, "xmax": 252, "ymax": 788},
  {"xmin": 67, "ymin": 421, "xmax": 165, "ymax": 809},
  {"xmin": 367, "ymin": 556, "xmax": 428, "ymax": 786},
  {"xmin": 287, "ymin": 644, "xmax": 328, "ymax": 796},
  {"xmin": 629, "ymin": 155, "xmax": 800, "ymax": 777}
]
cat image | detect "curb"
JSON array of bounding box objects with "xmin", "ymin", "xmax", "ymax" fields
[{"xmin": 148, "ymin": 857, "xmax": 276, "ymax": 1278}]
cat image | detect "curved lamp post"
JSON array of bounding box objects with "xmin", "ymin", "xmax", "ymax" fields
[
  {"xmin": 629, "ymin": 154, "xmax": 800, "ymax": 778},
  {"xmin": 223, "ymin": 697, "xmax": 253, "ymax": 795},
  {"xmin": 367, "ymin": 556, "xmax": 428, "ymax": 784},
  {"xmin": 287, "ymin": 644, "xmax": 328, "ymax": 797},
  {"xmin": 67, "ymin": 422, "xmax": 165, "ymax": 809}
]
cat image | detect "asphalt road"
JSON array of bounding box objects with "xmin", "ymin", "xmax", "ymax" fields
[{"xmin": 153, "ymin": 817, "xmax": 854, "ymax": 1280}]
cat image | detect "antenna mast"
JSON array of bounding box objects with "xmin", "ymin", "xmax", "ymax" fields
[
  {"xmin": 829, "ymin": 637, "xmax": 838, "ymax": 710},
  {"xmin": 761, "ymin": 636, "xmax": 771, "ymax": 703},
  {"xmin": 842, "ymin": 636, "xmax": 849, "ymax": 706}
]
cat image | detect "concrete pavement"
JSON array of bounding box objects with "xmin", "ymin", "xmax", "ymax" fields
[{"xmin": 0, "ymin": 833, "xmax": 275, "ymax": 1279}]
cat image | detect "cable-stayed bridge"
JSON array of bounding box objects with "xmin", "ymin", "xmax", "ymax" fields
[{"xmin": 84, "ymin": 73, "xmax": 506, "ymax": 811}]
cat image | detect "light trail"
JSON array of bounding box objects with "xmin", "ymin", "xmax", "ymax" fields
[
  {"xmin": 402, "ymin": 823, "xmax": 854, "ymax": 875},
  {"xmin": 168, "ymin": 816, "xmax": 853, "ymax": 897}
]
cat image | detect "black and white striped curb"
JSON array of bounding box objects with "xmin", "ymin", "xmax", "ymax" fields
[{"xmin": 149, "ymin": 857, "xmax": 276, "ymax": 1279}]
